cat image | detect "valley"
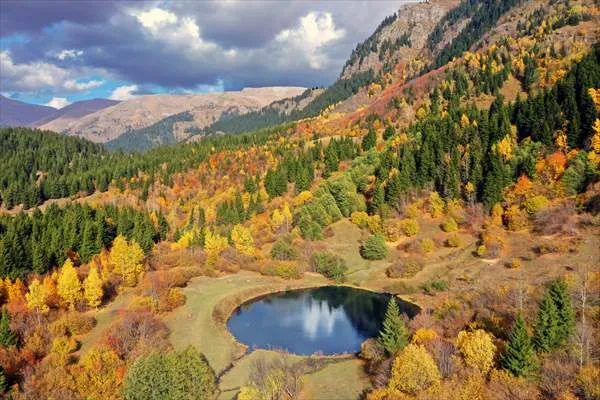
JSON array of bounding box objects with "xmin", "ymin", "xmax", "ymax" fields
[{"xmin": 0, "ymin": 0, "xmax": 599, "ymax": 399}]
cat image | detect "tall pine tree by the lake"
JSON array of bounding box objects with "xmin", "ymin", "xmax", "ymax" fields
[
  {"xmin": 379, "ymin": 298, "xmax": 408, "ymax": 355},
  {"xmin": 501, "ymin": 313, "xmax": 536, "ymax": 377}
]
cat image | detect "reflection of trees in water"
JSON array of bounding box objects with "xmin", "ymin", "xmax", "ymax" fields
[{"xmin": 307, "ymin": 287, "xmax": 419, "ymax": 338}]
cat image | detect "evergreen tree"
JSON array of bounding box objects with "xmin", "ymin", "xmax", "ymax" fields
[
  {"xmin": 548, "ymin": 279, "xmax": 575, "ymax": 346},
  {"xmin": 360, "ymin": 233, "xmax": 388, "ymax": 260},
  {"xmin": 0, "ymin": 365, "xmax": 6, "ymax": 394},
  {"xmin": 533, "ymin": 292, "xmax": 560, "ymax": 353},
  {"xmin": 0, "ymin": 307, "xmax": 17, "ymax": 347},
  {"xmin": 379, "ymin": 298, "xmax": 409, "ymax": 355},
  {"xmin": 362, "ymin": 126, "xmax": 376, "ymax": 151},
  {"xmin": 323, "ymin": 144, "xmax": 339, "ymax": 177},
  {"xmin": 501, "ymin": 313, "xmax": 536, "ymax": 377}
]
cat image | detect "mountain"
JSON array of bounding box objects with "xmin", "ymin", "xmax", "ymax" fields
[
  {"xmin": 0, "ymin": 95, "xmax": 57, "ymax": 127},
  {"xmin": 34, "ymin": 98, "xmax": 120, "ymax": 128},
  {"xmin": 46, "ymin": 87, "xmax": 306, "ymax": 144}
]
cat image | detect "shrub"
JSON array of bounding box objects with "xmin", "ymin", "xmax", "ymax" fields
[
  {"xmin": 441, "ymin": 217, "xmax": 458, "ymax": 232},
  {"xmin": 50, "ymin": 314, "xmax": 96, "ymax": 336},
  {"xmin": 383, "ymin": 219, "xmax": 402, "ymax": 241},
  {"xmin": 421, "ymin": 280, "xmax": 448, "ymax": 294},
  {"xmin": 476, "ymin": 245, "xmax": 487, "ymax": 257},
  {"xmin": 446, "ymin": 234, "xmax": 464, "ymax": 248},
  {"xmin": 508, "ymin": 258, "xmax": 521, "ymax": 269},
  {"xmin": 400, "ymin": 218, "xmax": 419, "ymax": 237},
  {"xmin": 504, "ymin": 205, "xmax": 529, "ymax": 231},
  {"xmin": 311, "ymin": 252, "xmax": 347, "ymax": 282},
  {"xmin": 386, "ymin": 259, "xmax": 423, "ymax": 279},
  {"xmin": 270, "ymin": 237, "xmax": 298, "ymax": 260},
  {"xmin": 419, "ymin": 238, "xmax": 435, "ymax": 254},
  {"xmin": 350, "ymin": 211, "xmax": 369, "ymax": 228},
  {"xmin": 523, "ymin": 195, "xmax": 549, "ymax": 215},
  {"xmin": 367, "ymin": 214, "xmax": 382, "ymax": 233},
  {"xmin": 360, "ymin": 233, "xmax": 388, "ymax": 260},
  {"xmin": 261, "ymin": 261, "xmax": 302, "ymax": 280},
  {"xmin": 456, "ymin": 329, "xmax": 496, "ymax": 373}
]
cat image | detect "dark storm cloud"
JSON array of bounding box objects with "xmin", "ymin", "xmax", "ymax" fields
[
  {"xmin": 0, "ymin": 0, "xmax": 126, "ymax": 36},
  {"xmin": 1, "ymin": 1, "xmax": 408, "ymax": 94}
]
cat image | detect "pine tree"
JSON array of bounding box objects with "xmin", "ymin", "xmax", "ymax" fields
[
  {"xmin": 0, "ymin": 365, "xmax": 6, "ymax": 394},
  {"xmin": 533, "ymin": 292, "xmax": 560, "ymax": 353},
  {"xmin": 362, "ymin": 126, "xmax": 376, "ymax": 151},
  {"xmin": 83, "ymin": 265, "xmax": 104, "ymax": 309},
  {"xmin": 0, "ymin": 307, "xmax": 17, "ymax": 347},
  {"xmin": 379, "ymin": 298, "xmax": 408, "ymax": 355},
  {"xmin": 501, "ymin": 313, "xmax": 536, "ymax": 377},
  {"xmin": 548, "ymin": 279, "xmax": 575, "ymax": 346}
]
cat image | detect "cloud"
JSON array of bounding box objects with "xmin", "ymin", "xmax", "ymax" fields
[
  {"xmin": 45, "ymin": 97, "xmax": 70, "ymax": 109},
  {"xmin": 132, "ymin": 7, "xmax": 216, "ymax": 54},
  {"xmin": 0, "ymin": 50, "xmax": 105, "ymax": 93},
  {"xmin": 109, "ymin": 84, "xmax": 138, "ymax": 101},
  {"xmin": 275, "ymin": 12, "xmax": 345, "ymax": 69},
  {"xmin": 55, "ymin": 49, "xmax": 83, "ymax": 60},
  {"xmin": 64, "ymin": 79, "xmax": 104, "ymax": 91},
  {"xmin": 1, "ymin": 1, "xmax": 408, "ymax": 95}
]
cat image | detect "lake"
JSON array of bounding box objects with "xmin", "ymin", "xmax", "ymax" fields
[{"xmin": 227, "ymin": 286, "xmax": 419, "ymax": 356}]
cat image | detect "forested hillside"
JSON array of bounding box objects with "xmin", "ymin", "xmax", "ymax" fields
[{"xmin": 0, "ymin": 0, "xmax": 599, "ymax": 399}]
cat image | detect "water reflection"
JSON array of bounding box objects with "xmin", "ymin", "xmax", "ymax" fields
[{"xmin": 227, "ymin": 286, "xmax": 418, "ymax": 355}]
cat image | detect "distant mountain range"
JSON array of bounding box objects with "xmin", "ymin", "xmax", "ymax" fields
[
  {"xmin": 0, "ymin": 95, "xmax": 120, "ymax": 128},
  {"xmin": 0, "ymin": 88, "xmax": 306, "ymax": 148},
  {"xmin": 0, "ymin": 95, "xmax": 57, "ymax": 127}
]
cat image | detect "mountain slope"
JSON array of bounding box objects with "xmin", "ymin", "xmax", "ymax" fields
[
  {"xmin": 35, "ymin": 99, "xmax": 120, "ymax": 128},
  {"xmin": 0, "ymin": 95, "xmax": 57, "ymax": 127},
  {"xmin": 49, "ymin": 87, "xmax": 305, "ymax": 144}
]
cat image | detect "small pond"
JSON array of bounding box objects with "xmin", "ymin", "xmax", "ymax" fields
[{"xmin": 227, "ymin": 286, "xmax": 419, "ymax": 356}]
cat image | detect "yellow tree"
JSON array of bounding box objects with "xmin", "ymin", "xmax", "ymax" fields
[
  {"xmin": 281, "ymin": 204, "xmax": 292, "ymax": 232},
  {"xmin": 231, "ymin": 225, "xmax": 255, "ymax": 256},
  {"xmin": 388, "ymin": 344, "xmax": 441, "ymax": 395},
  {"xmin": 271, "ymin": 209, "xmax": 285, "ymax": 232},
  {"xmin": 429, "ymin": 192, "xmax": 445, "ymax": 218},
  {"xmin": 74, "ymin": 347, "xmax": 125, "ymax": 400},
  {"xmin": 109, "ymin": 235, "xmax": 145, "ymax": 287},
  {"xmin": 57, "ymin": 259, "xmax": 82, "ymax": 310},
  {"xmin": 204, "ymin": 230, "xmax": 228, "ymax": 264},
  {"xmin": 83, "ymin": 266, "xmax": 104, "ymax": 309},
  {"xmin": 456, "ymin": 329, "xmax": 496, "ymax": 374},
  {"xmin": 42, "ymin": 274, "xmax": 59, "ymax": 308},
  {"xmin": 26, "ymin": 278, "xmax": 49, "ymax": 314}
]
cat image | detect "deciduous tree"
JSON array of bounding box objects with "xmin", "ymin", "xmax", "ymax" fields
[{"xmin": 57, "ymin": 259, "xmax": 82, "ymax": 310}]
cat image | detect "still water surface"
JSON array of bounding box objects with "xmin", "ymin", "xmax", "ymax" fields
[{"xmin": 227, "ymin": 286, "xmax": 418, "ymax": 355}]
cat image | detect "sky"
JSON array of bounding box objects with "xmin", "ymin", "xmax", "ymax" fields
[{"xmin": 0, "ymin": 0, "xmax": 409, "ymax": 108}]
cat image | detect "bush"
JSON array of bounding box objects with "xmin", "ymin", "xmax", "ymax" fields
[
  {"xmin": 508, "ymin": 258, "xmax": 521, "ymax": 269},
  {"xmin": 383, "ymin": 219, "xmax": 402, "ymax": 241},
  {"xmin": 360, "ymin": 233, "xmax": 388, "ymax": 260},
  {"xmin": 504, "ymin": 205, "xmax": 529, "ymax": 231},
  {"xmin": 400, "ymin": 218, "xmax": 419, "ymax": 237},
  {"xmin": 420, "ymin": 238, "xmax": 435, "ymax": 254},
  {"xmin": 476, "ymin": 245, "xmax": 487, "ymax": 257},
  {"xmin": 367, "ymin": 214, "xmax": 382, "ymax": 233},
  {"xmin": 311, "ymin": 252, "xmax": 347, "ymax": 282},
  {"xmin": 350, "ymin": 211, "xmax": 369, "ymax": 228},
  {"xmin": 446, "ymin": 234, "xmax": 464, "ymax": 248},
  {"xmin": 523, "ymin": 195, "xmax": 549, "ymax": 215},
  {"xmin": 261, "ymin": 261, "xmax": 302, "ymax": 279},
  {"xmin": 50, "ymin": 314, "xmax": 96, "ymax": 336},
  {"xmin": 270, "ymin": 237, "xmax": 298, "ymax": 260},
  {"xmin": 441, "ymin": 217, "xmax": 458, "ymax": 232},
  {"xmin": 421, "ymin": 280, "xmax": 448, "ymax": 294},
  {"xmin": 386, "ymin": 258, "xmax": 423, "ymax": 279}
]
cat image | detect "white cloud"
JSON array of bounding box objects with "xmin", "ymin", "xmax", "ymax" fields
[
  {"xmin": 55, "ymin": 49, "xmax": 84, "ymax": 60},
  {"xmin": 132, "ymin": 7, "xmax": 216, "ymax": 55},
  {"xmin": 275, "ymin": 12, "xmax": 345, "ymax": 69},
  {"xmin": 45, "ymin": 97, "xmax": 70, "ymax": 109},
  {"xmin": 109, "ymin": 84, "xmax": 138, "ymax": 101},
  {"xmin": 0, "ymin": 50, "xmax": 106, "ymax": 94},
  {"xmin": 64, "ymin": 79, "xmax": 104, "ymax": 91}
]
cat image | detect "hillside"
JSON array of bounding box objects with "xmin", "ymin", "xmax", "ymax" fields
[
  {"xmin": 0, "ymin": 95, "xmax": 56, "ymax": 127},
  {"xmin": 0, "ymin": 1, "xmax": 599, "ymax": 399},
  {"xmin": 46, "ymin": 87, "xmax": 305, "ymax": 143},
  {"xmin": 34, "ymin": 99, "xmax": 120, "ymax": 128}
]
